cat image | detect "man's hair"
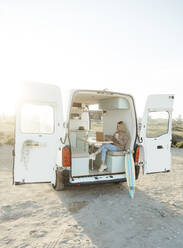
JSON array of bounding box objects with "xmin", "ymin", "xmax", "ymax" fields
[{"xmin": 117, "ymin": 121, "xmax": 129, "ymax": 136}]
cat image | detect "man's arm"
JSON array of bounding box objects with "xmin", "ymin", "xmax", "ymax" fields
[{"xmin": 105, "ymin": 134, "xmax": 113, "ymax": 141}]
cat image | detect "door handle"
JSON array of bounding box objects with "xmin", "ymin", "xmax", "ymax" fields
[{"xmin": 157, "ymin": 145, "xmax": 163, "ymax": 149}]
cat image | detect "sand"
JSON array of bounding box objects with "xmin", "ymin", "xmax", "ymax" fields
[{"xmin": 0, "ymin": 145, "xmax": 183, "ymax": 248}]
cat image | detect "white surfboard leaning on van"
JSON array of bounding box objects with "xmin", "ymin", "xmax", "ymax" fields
[{"xmin": 13, "ymin": 82, "xmax": 174, "ymax": 190}]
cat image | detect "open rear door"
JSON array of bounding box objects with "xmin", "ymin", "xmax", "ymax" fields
[
  {"xmin": 13, "ymin": 82, "xmax": 63, "ymax": 184},
  {"xmin": 140, "ymin": 94, "xmax": 174, "ymax": 174}
]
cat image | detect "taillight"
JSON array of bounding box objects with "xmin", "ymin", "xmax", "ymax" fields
[
  {"xmin": 62, "ymin": 146, "xmax": 71, "ymax": 167},
  {"xmin": 135, "ymin": 146, "xmax": 140, "ymax": 164}
]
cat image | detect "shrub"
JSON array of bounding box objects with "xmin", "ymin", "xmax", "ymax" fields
[
  {"xmin": 172, "ymin": 134, "xmax": 183, "ymax": 145},
  {"xmin": 0, "ymin": 134, "xmax": 14, "ymax": 146},
  {"xmin": 6, "ymin": 136, "xmax": 14, "ymax": 145},
  {"xmin": 176, "ymin": 141, "xmax": 183, "ymax": 148}
]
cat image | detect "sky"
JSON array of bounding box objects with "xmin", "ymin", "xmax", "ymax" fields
[{"xmin": 0, "ymin": 0, "xmax": 183, "ymax": 118}]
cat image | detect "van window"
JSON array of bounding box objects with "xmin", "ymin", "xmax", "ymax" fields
[
  {"xmin": 21, "ymin": 104, "xmax": 54, "ymax": 134},
  {"xmin": 89, "ymin": 110, "xmax": 103, "ymax": 132},
  {"xmin": 88, "ymin": 104, "xmax": 103, "ymax": 131},
  {"xmin": 89, "ymin": 104, "xmax": 99, "ymax": 110},
  {"xmin": 146, "ymin": 111, "xmax": 169, "ymax": 138}
]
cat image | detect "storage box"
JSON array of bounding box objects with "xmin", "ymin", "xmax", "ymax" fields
[
  {"xmin": 72, "ymin": 149, "xmax": 89, "ymax": 176},
  {"xmin": 106, "ymin": 154, "xmax": 125, "ymax": 173}
]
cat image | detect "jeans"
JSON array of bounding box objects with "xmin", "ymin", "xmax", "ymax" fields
[{"xmin": 97, "ymin": 144, "xmax": 118, "ymax": 162}]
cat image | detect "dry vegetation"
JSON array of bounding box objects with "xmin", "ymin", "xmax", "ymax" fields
[
  {"xmin": 0, "ymin": 115, "xmax": 15, "ymax": 146},
  {"xmin": 172, "ymin": 119, "xmax": 183, "ymax": 148}
]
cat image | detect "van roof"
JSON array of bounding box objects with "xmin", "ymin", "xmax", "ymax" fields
[{"xmin": 71, "ymin": 89, "xmax": 134, "ymax": 105}]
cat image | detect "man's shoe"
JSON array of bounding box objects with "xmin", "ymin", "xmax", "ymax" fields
[{"xmin": 89, "ymin": 153, "xmax": 96, "ymax": 160}]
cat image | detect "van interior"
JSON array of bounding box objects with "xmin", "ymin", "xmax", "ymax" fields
[{"xmin": 68, "ymin": 90, "xmax": 137, "ymax": 177}]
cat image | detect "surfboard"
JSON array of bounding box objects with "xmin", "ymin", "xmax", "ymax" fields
[{"xmin": 124, "ymin": 150, "xmax": 135, "ymax": 198}]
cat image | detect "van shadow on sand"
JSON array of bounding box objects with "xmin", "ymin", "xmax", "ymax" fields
[{"xmin": 52, "ymin": 177, "xmax": 183, "ymax": 248}]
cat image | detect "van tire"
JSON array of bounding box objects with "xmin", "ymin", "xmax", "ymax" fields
[
  {"xmin": 135, "ymin": 165, "xmax": 140, "ymax": 180},
  {"xmin": 14, "ymin": 182, "xmax": 23, "ymax": 185},
  {"xmin": 53, "ymin": 170, "xmax": 65, "ymax": 191}
]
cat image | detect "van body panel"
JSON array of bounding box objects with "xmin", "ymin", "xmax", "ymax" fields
[
  {"xmin": 140, "ymin": 94, "xmax": 174, "ymax": 174},
  {"xmin": 13, "ymin": 82, "xmax": 63, "ymax": 184},
  {"xmin": 13, "ymin": 84, "xmax": 174, "ymax": 188}
]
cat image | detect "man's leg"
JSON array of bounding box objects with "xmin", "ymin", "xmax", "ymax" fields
[
  {"xmin": 100, "ymin": 147, "xmax": 108, "ymax": 162},
  {"xmin": 104, "ymin": 144, "xmax": 118, "ymax": 152},
  {"xmin": 98, "ymin": 144, "xmax": 118, "ymax": 172}
]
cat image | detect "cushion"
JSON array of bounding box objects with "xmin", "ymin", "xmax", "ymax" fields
[{"xmin": 107, "ymin": 151, "xmax": 125, "ymax": 156}]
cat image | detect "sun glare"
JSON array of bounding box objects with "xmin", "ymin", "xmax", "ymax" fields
[{"xmin": 0, "ymin": 82, "xmax": 18, "ymax": 116}]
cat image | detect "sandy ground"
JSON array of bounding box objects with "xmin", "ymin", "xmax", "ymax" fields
[{"xmin": 0, "ymin": 145, "xmax": 183, "ymax": 248}]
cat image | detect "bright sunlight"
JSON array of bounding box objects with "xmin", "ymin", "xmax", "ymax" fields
[{"xmin": 0, "ymin": 81, "xmax": 18, "ymax": 115}]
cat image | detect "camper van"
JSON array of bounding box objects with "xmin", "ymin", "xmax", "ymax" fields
[{"xmin": 13, "ymin": 82, "xmax": 174, "ymax": 190}]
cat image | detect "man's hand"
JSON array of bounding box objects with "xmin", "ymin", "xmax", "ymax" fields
[{"xmin": 115, "ymin": 133, "xmax": 119, "ymax": 140}]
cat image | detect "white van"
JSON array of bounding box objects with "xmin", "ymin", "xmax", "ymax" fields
[{"xmin": 13, "ymin": 82, "xmax": 174, "ymax": 190}]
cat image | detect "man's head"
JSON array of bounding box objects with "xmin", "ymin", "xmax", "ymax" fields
[{"xmin": 117, "ymin": 121, "xmax": 127, "ymax": 132}]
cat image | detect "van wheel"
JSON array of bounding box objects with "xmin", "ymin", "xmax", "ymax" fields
[
  {"xmin": 135, "ymin": 165, "xmax": 140, "ymax": 180},
  {"xmin": 14, "ymin": 182, "xmax": 23, "ymax": 185},
  {"xmin": 53, "ymin": 170, "xmax": 65, "ymax": 191}
]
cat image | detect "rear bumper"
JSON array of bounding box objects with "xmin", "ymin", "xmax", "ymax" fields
[
  {"xmin": 69, "ymin": 173, "xmax": 126, "ymax": 185},
  {"xmin": 69, "ymin": 178, "xmax": 127, "ymax": 186}
]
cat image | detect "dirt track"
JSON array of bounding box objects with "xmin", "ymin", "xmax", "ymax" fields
[{"xmin": 0, "ymin": 145, "xmax": 183, "ymax": 248}]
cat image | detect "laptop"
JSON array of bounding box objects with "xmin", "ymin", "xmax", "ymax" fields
[{"xmin": 96, "ymin": 132, "xmax": 105, "ymax": 142}]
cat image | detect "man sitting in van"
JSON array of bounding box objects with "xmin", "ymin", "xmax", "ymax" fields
[{"xmin": 90, "ymin": 121, "xmax": 129, "ymax": 172}]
